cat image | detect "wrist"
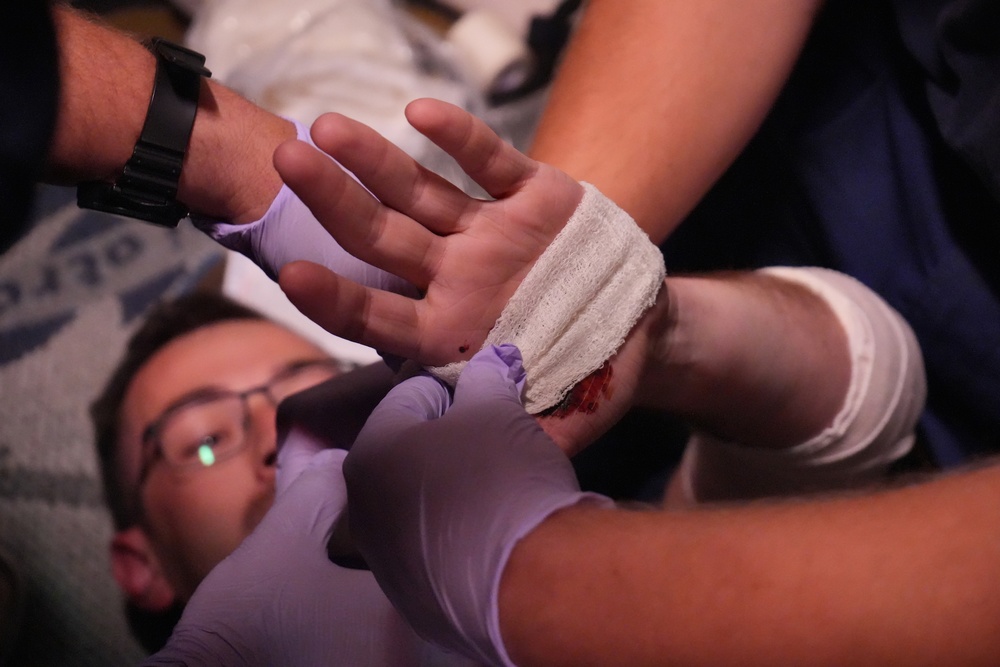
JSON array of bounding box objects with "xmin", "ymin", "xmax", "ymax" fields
[
  {"xmin": 178, "ymin": 83, "xmax": 294, "ymax": 223},
  {"xmin": 536, "ymin": 285, "xmax": 668, "ymax": 456},
  {"xmin": 51, "ymin": 7, "xmax": 291, "ymax": 225}
]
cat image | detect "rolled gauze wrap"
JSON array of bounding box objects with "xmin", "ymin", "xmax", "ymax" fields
[{"xmin": 428, "ymin": 182, "xmax": 667, "ymax": 413}]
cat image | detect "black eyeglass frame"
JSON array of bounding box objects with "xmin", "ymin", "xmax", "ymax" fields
[{"xmin": 136, "ymin": 358, "xmax": 343, "ymax": 485}]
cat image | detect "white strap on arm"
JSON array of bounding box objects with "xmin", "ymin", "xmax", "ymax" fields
[{"xmin": 676, "ymin": 267, "xmax": 927, "ymax": 503}]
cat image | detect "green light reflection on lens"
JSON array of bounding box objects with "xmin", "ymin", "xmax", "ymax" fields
[{"xmin": 198, "ymin": 444, "xmax": 216, "ymax": 467}]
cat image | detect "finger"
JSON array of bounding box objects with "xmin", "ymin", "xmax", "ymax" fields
[
  {"xmin": 274, "ymin": 138, "xmax": 439, "ymax": 290},
  {"xmin": 342, "ymin": 371, "xmax": 450, "ymax": 459},
  {"xmin": 279, "ymin": 260, "xmax": 433, "ymax": 362},
  {"xmin": 276, "ymin": 365, "xmax": 395, "ymax": 449},
  {"xmin": 275, "ymin": 423, "xmax": 328, "ymax": 496},
  {"xmin": 452, "ymin": 344, "xmax": 528, "ymax": 409},
  {"xmin": 309, "ymin": 112, "xmax": 476, "ymax": 235},
  {"xmin": 265, "ymin": 448, "xmax": 349, "ymax": 543},
  {"xmin": 377, "ymin": 373, "xmax": 452, "ymax": 423},
  {"xmin": 405, "ymin": 98, "xmax": 539, "ymax": 199},
  {"xmin": 282, "ymin": 261, "xmax": 497, "ymax": 367}
]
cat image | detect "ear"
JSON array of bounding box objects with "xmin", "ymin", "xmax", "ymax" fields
[{"xmin": 110, "ymin": 527, "xmax": 177, "ymax": 612}]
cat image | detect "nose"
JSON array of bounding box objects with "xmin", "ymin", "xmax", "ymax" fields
[{"xmin": 245, "ymin": 394, "xmax": 280, "ymax": 474}]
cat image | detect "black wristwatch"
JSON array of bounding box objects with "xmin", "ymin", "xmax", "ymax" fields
[{"xmin": 77, "ymin": 38, "xmax": 211, "ymax": 227}]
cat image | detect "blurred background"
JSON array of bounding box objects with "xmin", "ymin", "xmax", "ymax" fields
[{"xmin": 0, "ymin": 1, "xmax": 573, "ymax": 663}]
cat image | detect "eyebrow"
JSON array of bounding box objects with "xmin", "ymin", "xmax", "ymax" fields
[{"xmin": 140, "ymin": 356, "xmax": 333, "ymax": 443}]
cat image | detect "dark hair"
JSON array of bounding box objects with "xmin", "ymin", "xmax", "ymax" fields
[
  {"xmin": 90, "ymin": 290, "xmax": 268, "ymax": 655},
  {"xmin": 90, "ymin": 290, "xmax": 264, "ymax": 531}
]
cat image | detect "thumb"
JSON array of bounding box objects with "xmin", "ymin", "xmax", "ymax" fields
[
  {"xmin": 451, "ymin": 344, "xmax": 527, "ymax": 408},
  {"xmin": 263, "ymin": 448, "xmax": 349, "ymax": 544},
  {"xmin": 275, "ymin": 423, "xmax": 328, "ymax": 496},
  {"xmin": 361, "ymin": 373, "xmax": 452, "ymax": 439}
]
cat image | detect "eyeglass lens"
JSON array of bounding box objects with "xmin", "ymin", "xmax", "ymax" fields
[
  {"xmin": 158, "ymin": 396, "xmax": 246, "ymax": 469},
  {"xmin": 154, "ymin": 361, "xmax": 341, "ymax": 471}
]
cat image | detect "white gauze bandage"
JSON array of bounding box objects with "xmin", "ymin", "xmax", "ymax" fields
[{"xmin": 429, "ymin": 182, "xmax": 666, "ymax": 413}]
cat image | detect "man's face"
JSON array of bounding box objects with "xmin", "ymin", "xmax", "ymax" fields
[{"xmin": 117, "ymin": 319, "xmax": 335, "ymax": 601}]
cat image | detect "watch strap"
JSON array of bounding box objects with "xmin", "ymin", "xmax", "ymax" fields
[{"xmin": 77, "ymin": 38, "xmax": 211, "ymax": 227}]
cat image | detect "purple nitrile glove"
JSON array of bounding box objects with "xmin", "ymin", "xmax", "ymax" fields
[
  {"xmin": 142, "ymin": 431, "xmax": 473, "ymax": 667},
  {"xmin": 191, "ymin": 118, "xmax": 416, "ymax": 295},
  {"xmin": 345, "ymin": 344, "xmax": 612, "ymax": 667},
  {"xmin": 273, "ymin": 361, "xmax": 396, "ymax": 493}
]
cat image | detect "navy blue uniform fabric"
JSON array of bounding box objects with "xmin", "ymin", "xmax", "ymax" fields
[
  {"xmin": 663, "ymin": 0, "xmax": 1000, "ymax": 467},
  {"xmin": 1, "ymin": 1, "xmax": 59, "ymax": 252}
]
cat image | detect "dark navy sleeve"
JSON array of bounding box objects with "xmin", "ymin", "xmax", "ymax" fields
[
  {"xmin": 661, "ymin": 0, "xmax": 1000, "ymax": 467},
  {"xmin": 0, "ymin": 0, "xmax": 59, "ymax": 252},
  {"xmin": 892, "ymin": 0, "xmax": 1000, "ymax": 202}
]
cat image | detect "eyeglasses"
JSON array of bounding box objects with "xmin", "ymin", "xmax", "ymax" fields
[{"xmin": 138, "ymin": 359, "xmax": 342, "ymax": 483}]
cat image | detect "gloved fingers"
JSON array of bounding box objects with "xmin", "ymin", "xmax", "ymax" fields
[
  {"xmin": 361, "ymin": 373, "xmax": 452, "ymax": 439},
  {"xmin": 405, "ymin": 98, "xmax": 537, "ymax": 201},
  {"xmin": 275, "ymin": 364, "xmax": 395, "ymax": 450},
  {"xmin": 309, "ymin": 111, "xmax": 475, "ymax": 236},
  {"xmin": 273, "ymin": 137, "xmax": 437, "ymax": 291},
  {"xmin": 279, "ymin": 260, "xmax": 425, "ymax": 362},
  {"xmin": 451, "ymin": 344, "xmax": 528, "ymax": 409},
  {"xmin": 343, "ymin": 374, "xmax": 450, "ymax": 504},
  {"xmin": 262, "ymin": 447, "xmax": 349, "ymax": 543}
]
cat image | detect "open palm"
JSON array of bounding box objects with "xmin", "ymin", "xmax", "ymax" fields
[{"xmin": 273, "ymin": 98, "xmax": 584, "ymax": 367}]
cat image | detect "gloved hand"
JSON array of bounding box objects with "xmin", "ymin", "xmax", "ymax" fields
[
  {"xmin": 141, "ymin": 433, "xmax": 458, "ymax": 667},
  {"xmin": 191, "ymin": 117, "xmax": 416, "ymax": 295},
  {"xmin": 273, "ymin": 360, "xmax": 396, "ymax": 465},
  {"xmin": 345, "ymin": 344, "xmax": 613, "ymax": 666}
]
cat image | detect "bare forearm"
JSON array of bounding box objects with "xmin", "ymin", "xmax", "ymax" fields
[
  {"xmin": 529, "ymin": 0, "xmax": 823, "ymax": 241},
  {"xmin": 639, "ymin": 271, "xmax": 851, "ymax": 449},
  {"xmin": 46, "ymin": 4, "xmax": 292, "ymax": 222},
  {"xmin": 500, "ymin": 463, "xmax": 1000, "ymax": 666},
  {"xmin": 536, "ymin": 270, "xmax": 850, "ymax": 455}
]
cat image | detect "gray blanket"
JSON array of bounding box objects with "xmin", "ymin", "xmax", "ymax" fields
[{"xmin": 0, "ymin": 185, "xmax": 223, "ymax": 665}]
